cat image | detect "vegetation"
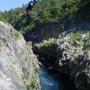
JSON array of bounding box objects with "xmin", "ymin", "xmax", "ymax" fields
[
  {"xmin": 0, "ymin": 0, "xmax": 90, "ymax": 34},
  {"xmin": 83, "ymin": 31, "xmax": 90, "ymax": 51},
  {"xmin": 10, "ymin": 31, "xmax": 21, "ymax": 40},
  {"xmin": 69, "ymin": 32, "xmax": 81, "ymax": 42},
  {"xmin": 42, "ymin": 39, "xmax": 56, "ymax": 47},
  {"xmin": 27, "ymin": 76, "xmax": 37, "ymax": 90},
  {"xmin": 79, "ymin": 0, "xmax": 90, "ymax": 22}
]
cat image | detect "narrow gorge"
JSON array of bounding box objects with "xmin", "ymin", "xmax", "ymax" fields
[
  {"xmin": 33, "ymin": 30, "xmax": 90, "ymax": 90},
  {"xmin": 0, "ymin": 0, "xmax": 90, "ymax": 90},
  {"xmin": 0, "ymin": 18, "xmax": 90, "ymax": 90}
]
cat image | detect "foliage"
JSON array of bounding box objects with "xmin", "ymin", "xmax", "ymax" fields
[
  {"xmin": 27, "ymin": 76, "xmax": 37, "ymax": 90},
  {"xmin": 32, "ymin": 0, "xmax": 80, "ymax": 22},
  {"xmin": 10, "ymin": 31, "xmax": 20, "ymax": 40},
  {"xmin": 69, "ymin": 32, "xmax": 81, "ymax": 42},
  {"xmin": 0, "ymin": 0, "xmax": 90, "ymax": 34},
  {"xmin": 42, "ymin": 39, "xmax": 56, "ymax": 47}
]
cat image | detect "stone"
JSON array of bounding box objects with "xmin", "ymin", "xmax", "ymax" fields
[
  {"xmin": 33, "ymin": 31, "xmax": 90, "ymax": 90},
  {"xmin": 0, "ymin": 21, "xmax": 40, "ymax": 90}
]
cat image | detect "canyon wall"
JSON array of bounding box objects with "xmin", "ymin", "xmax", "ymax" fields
[{"xmin": 0, "ymin": 21, "xmax": 40, "ymax": 90}]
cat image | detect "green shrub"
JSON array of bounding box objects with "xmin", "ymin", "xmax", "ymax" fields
[
  {"xmin": 42, "ymin": 39, "xmax": 56, "ymax": 47},
  {"xmin": 27, "ymin": 76, "xmax": 37, "ymax": 90},
  {"xmin": 69, "ymin": 32, "xmax": 81, "ymax": 43},
  {"xmin": 10, "ymin": 31, "xmax": 20, "ymax": 40}
]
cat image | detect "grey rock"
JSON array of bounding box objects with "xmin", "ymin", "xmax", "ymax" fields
[
  {"xmin": 0, "ymin": 21, "xmax": 40, "ymax": 90},
  {"xmin": 33, "ymin": 32, "xmax": 90, "ymax": 90}
]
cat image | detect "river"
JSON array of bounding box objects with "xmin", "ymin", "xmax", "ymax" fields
[
  {"xmin": 39, "ymin": 66, "xmax": 63, "ymax": 90},
  {"xmin": 39, "ymin": 66, "xmax": 76, "ymax": 90}
]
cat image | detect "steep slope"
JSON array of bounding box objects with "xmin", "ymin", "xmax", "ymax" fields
[{"xmin": 0, "ymin": 21, "xmax": 40, "ymax": 90}]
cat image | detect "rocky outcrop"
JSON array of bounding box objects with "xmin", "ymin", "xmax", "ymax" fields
[
  {"xmin": 25, "ymin": 14, "xmax": 90, "ymax": 42},
  {"xmin": 0, "ymin": 21, "xmax": 40, "ymax": 90},
  {"xmin": 59, "ymin": 42, "xmax": 90, "ymax": 90},
  {"xmin": 33, "ymin": 32, "xmax": 90, "ymax": 90}
]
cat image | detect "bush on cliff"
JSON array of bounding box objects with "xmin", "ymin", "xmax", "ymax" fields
[
  {"xmin": 42, "ymin": 39, "xmax": 56, "ymax": 48},
  {"xmin": 10, "ymin": 31, "xmax": 21, "ymax": 40},
  {"xmin": 69, "ymin": 32, "xmax": 81, "ymax": 43},
  {"xmin": 27, "ymin": 76, "xmax": 37, "ymax": 90}
]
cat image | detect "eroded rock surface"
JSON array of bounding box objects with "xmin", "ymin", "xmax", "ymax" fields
[
  {"xmin": 33, "ymin": 32, "xmax": 90, "ymax": 90},
  {"xmin": 0, "ymin": 21, "xmax": 39, "ymax": 90}
]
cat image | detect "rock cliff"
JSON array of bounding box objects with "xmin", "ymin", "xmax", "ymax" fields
[
  {"xmin": 0, "ymin": 21, "xmax": 39, "ymax": 90},
  {"xmin": 24, "ymin": 14, "xmax": 90, "ymax": 42},
  {"xmin": 33, "ymin": 31, "xmax": 90, "ymax": 90}
]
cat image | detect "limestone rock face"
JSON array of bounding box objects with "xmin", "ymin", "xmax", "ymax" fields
[{"xmin": 0, "ymin": 21, "xmax": 39, "ymax": 90}]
